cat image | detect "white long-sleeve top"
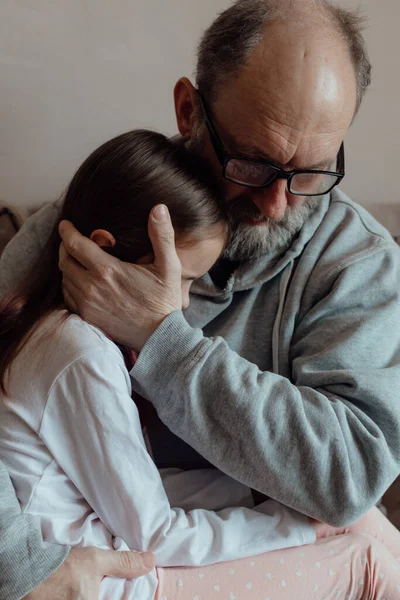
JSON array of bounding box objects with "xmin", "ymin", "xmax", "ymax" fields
[{"xmin": 0, "ymin": 311, "xmax": 315, "ymax": 599}]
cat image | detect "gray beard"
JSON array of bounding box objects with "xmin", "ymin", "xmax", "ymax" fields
[{"xmin": 223, "ymin": 196, "xmax": 321, "ymax": 262}]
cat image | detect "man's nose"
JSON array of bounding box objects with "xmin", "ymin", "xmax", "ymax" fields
[{"xmin": 250, "ymin": 179, "xmax": 288, "ymax": 220}]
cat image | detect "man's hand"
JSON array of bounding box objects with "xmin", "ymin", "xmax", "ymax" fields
[
  {"xmin": 59, "ymin": 205, "xmax": 182, "ymax": 350},
  {"xmin": 25, "ymin": 546, "xmax": 156, "ymax": 600}
]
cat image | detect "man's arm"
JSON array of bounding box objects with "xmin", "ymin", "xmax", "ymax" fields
[
  {"xmin": 131, "ymin": 244, "xmax": 400, "ymax": 527},
  {"xmin": 0, "ymin": 201, "xmax": 61, "ymax": 298},
  {"xmin": 58, "ymin": 211, "xmax": 400, "ymax": 528},
  {"xmin": 0, "ymin": 460, "xmax": 155, "ymax": 600},
  {"xmin": 0, "ymin": 459, "xmax": 69, "ymax": 599}
]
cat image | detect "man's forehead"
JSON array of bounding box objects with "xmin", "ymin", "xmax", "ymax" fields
[
  {"xmin": 232, "ymin": 140, "xmax": 337, "ymax": 169},
  {"xmin": 210, "ymin": 25, "xmax": 355, "ymax": 168},
  {"xmin": 226, "ymin": 132, "xmax": 339, "ymax": 170},
  {"xmin": 212, "ymin": 88, "xmax": 347, "ymax": 170}
]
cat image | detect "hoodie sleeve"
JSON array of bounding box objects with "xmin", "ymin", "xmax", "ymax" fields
[
  {"xmin": 0, "ymin": 201, "xmax": 61, "ymax": 299},
  {"xmin": 131, "ymin": 242, "xmax": 400, "ymax": 527},
  {"xmin": 0, "ymin": 460, "xmax": 69, "ymax": 600}
]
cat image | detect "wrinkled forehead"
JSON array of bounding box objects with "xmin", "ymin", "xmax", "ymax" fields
[{"xmin": 210, "ymin": 23, "xmax": 357, "ymax": 168}]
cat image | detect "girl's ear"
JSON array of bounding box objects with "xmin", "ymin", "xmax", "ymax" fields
[{"xmin": 90, "ymin": 229, "xmax": 116, "ymax": 248}]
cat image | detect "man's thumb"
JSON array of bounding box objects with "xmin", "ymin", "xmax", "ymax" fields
[
  {"xmin": 95, "ymin": 549, "xmax": 156, "ymax": 579},
  {"xmin": 148, "ymin": 205, "xmax": 181, "ymax": 279}
]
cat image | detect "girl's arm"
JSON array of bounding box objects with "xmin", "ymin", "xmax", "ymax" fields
[{"xmin": 40, "ymin": 348, "xmax": 314, "ymax": 567}]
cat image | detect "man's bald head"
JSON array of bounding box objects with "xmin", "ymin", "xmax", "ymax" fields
[
  {"xmin": 212, "ymin": 13, "xmax": 359, "ymax": 165},
  {"xmin": 196, "ymin": 0, "xmax": 371, "ymax": 116},
  {"xmin": 173, "ymin": 0, "xmax": 372, "ymax": 260}
]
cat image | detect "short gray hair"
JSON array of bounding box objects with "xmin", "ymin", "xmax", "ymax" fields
[{"xmin": 196, "ymin": 0, "xmax": 372, "ymax": 114}]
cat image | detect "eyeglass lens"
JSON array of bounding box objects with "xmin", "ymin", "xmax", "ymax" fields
[{"xmin": 225, "ymin": 159, "xmax": 340, "ymax": 194}]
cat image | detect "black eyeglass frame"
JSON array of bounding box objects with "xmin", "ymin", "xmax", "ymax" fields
[{"xmin": 198, "ymin": 92, "xmax": 345, "ymax": 197}]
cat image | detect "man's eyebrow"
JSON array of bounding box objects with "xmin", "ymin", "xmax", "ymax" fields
[{"xmin": 233, "ymin": 143, "xmax": 336, "ymax": 170}]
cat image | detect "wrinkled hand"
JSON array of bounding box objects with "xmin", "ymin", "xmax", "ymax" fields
[
  {"xmin": 59, "ymin": 205, "xmax": 182, "ymax": 350},
  {"xmin": 25, "ymin": 546, "xmax": 155, "ymax": 600}
]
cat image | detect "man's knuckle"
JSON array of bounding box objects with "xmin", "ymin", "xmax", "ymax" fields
[
  {"xmin": 65, "ymin": 238, "xmax": 79, "ymax": 256},
  {"xmin": 85, "ymin": 283, "xmax": 97, "ymax": 302},
  {"xmin": 58, "ymin": 255, "xmax": 68, "ymax": 272},
  {"xmin": 95, "ymin": 263, "xmax": 114, "ymax": 281},
  {"xmin": 66, "ymin": 584, "xmax": 80, "ymax": 600},
  {"xmin": 159, "ymin": 230, "xmax": 174, "ymax": 245},
  {"xmin": 121, "ymin": 551, "xmax": 141, "ymax": 572}
]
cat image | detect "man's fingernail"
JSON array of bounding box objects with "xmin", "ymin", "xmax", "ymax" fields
[
  {"xmin": 153, "ymin": 205, "xmax": 167, "ymax": 222},
  {"xmin": 140, "ymin": 552, "xmax": 156, "ymax": 569}
]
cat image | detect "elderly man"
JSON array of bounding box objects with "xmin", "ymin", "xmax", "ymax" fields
[{"xmin": 1, "ymin": 0, "xmax": 400, "ymax": 598}]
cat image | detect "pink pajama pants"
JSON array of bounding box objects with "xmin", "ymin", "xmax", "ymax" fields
[{"xmin": 155, "ymin": 507, "xmax": 400, "ymax": 599}]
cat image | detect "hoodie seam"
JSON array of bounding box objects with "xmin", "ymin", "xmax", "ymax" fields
[
  {"xmin": 330, "ymin": 198, "xmax": 391, "ymax": 242},
  {"xmin": 37, "ymin": 347, "xmax": 126, "ymax": 435},
  {"xmin": 324, "ymin": 239, "xmax": 391, "ymax": 282}
]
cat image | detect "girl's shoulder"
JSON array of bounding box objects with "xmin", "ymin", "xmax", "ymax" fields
[
  {"xmin": 3, "ymin": 311, "xmax": 130, "ymax": 437},
  {"xmin": 12, "ymin": 310, "xmax": 126, "ymax": 397},
  {"xmin": 38, "ymin": 309, "xmax": 120, "ymax": 355}
]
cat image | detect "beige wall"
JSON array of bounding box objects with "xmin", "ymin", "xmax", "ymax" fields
[
  {"xmin": 339, "ymin": 0, "xmax": 399, "ymax": 208},
  {"xmin": 0, "ymin": 0, "xmax": 398, "ymax": 211}
]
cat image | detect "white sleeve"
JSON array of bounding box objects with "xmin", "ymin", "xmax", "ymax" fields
[{"xmin": 40, "ymin": 349, "xmax": 314, "ymax": 567}]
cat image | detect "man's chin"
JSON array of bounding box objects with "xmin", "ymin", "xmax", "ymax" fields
[
  {"xmin": 223, "ymin": 196, "xmax": 321, "ymax": 262},
  {"xmin": 223, "ymin": 222, "xmax": 287, "ymax": 262}
]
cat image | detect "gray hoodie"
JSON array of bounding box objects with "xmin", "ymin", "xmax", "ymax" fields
[
  {"xmin": 131, "ymin": 190, "xmax": 400, "ymax": 526},
  {"xmin": 1, "ymin": 189, "xmax": 400, "ymax": 597},
  {"xmin": 0, "ymin": 461, "xmax": 69, "ymax": 599}
]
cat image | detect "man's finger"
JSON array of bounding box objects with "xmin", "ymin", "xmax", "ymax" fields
[
  {"xmin": 59, "ymin": 221, "xmax": 114, "ymax": 272},
  {"xmin": 93, "ymin": 549, "xmax": 156, "ymax": 579},
  {"xmin": 59, "ymin": 241, "xmax": 69, "ymax": 269},
  {"xmin": 62, "ymin": 279, "xmax": 80, "ymax": 314},
  {"xmin": 59, "ymin": 243, "xmax": 88, "ymax": 287},
  {"xmin": 148, "ymin": 206, "xmax": 180, "ymax": 279}
]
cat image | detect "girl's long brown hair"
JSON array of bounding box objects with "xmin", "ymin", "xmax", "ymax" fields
[{"xmin": 0, "ymin": 130, "xmax": 225, "ymax": 394}]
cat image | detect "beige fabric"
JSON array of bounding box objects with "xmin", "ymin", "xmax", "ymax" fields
[
  {"xmin": 0, "ymin": 209, "xmax": 18, "ymax": 256},
  {"xmin": 0, "ymin": 203, "xmax": 28, "ymax": 256}
]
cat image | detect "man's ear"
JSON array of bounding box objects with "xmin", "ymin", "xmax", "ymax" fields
[
  {"xmin": 90, "ymin": 229, "xmax": 116, "ymax": 248},
  {"xmin": 174, "ymin": 77, "xmax": 199, "ymax": 138}
]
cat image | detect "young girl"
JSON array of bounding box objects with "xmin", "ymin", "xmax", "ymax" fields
[
  {"xmin": 0, "ymin": 130, "xmax": 314, "ymax": 599},
  {"xmin": 1, "ymin": 130, "xmax": 400, "ymax": 600}
]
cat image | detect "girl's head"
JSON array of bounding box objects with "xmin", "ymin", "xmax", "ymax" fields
[
  {"xmin": 61, "ymin": 130, "xmax": 227, "ymax": 305},
  {"xmin": 0, "ymin": 129, "xmax": 227, "ymax": 393}
]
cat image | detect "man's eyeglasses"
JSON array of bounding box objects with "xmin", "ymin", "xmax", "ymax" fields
[{"xmin": 198, "ymin": 92, "xmax": 345, "ymax": 197}]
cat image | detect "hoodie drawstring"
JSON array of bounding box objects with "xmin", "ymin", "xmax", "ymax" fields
[{"xmin": 272, "ymin": 260, "xmax": 294, "ymax": 375}]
